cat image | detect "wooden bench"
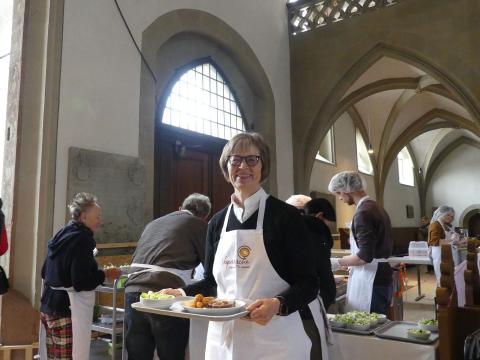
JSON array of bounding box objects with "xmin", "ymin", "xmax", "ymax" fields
[{"xmin": 437, "ymin": 243, "xmax": 480, "ymax": 360}]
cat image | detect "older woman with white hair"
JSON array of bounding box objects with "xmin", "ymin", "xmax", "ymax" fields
[
  {"xmin": 428, "ymin": 205, "xmax": 459, "ymax": 286},
  {"xmin": 40, "ymin": 193, "xmax": 119, "ymax": 360}
]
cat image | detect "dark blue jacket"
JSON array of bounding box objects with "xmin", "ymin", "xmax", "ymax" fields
[{"xmin": 40, "ymin": 221, "xmax": 105, "ymax": 316}]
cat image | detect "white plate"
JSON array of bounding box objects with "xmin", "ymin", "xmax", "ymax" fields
[
  {"xmin": 180, "ymin": 300, "xmax": 247, "ymax": 316},
  {"xmin": 140, "ymin": 296, "xmax": 189, "ymax": 309}
]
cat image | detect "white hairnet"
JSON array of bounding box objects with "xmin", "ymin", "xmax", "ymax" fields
[
  {"xmin": 431, "ymin": 205, "xmax": 455, "ymax": 224},
  {"xmin": 328, "ymin": 171, "xmax": 366, "ymax": 193},
  {"xmin": 285, "ymin": 194, "xmax": 311, "ymax": 209}
]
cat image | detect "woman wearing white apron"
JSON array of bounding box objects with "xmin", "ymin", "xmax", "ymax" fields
[
  {"xmin": 163, "ymin": 132, "xmax": 328, "ymax": 359},
  {"xmin": 428, "ymin": 206, "xmax": 458, "ymax": 286},
  {"xmin": 328, "ymin": 171, "xmax": 393, "ymax": 315},
  {"xmin": 40, "ymin": 193, "xmax": 118, "ymax": 359}
]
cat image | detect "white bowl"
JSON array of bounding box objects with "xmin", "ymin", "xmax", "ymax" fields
[
  {"xmin": 376, "ymin": 314, "xmax": 387, "ymax": 324},
  {"xmin": 418, "ymin": 323, "xmax": 438, "ymax": 332},
  {"xmin": 407, "ymin": 328, "xmax": 431, "ymax": 340},
  {"xmin": 140, "ymin": 296, "xmax": 176, "ymax": 309}
]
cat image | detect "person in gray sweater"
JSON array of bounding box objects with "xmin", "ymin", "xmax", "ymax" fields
[{"xmin": 124, "ymin": 193, "xmax": 211, "ymax": 360}]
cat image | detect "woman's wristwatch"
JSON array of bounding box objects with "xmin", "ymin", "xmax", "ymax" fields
[{"xmin": 275, "ymin": 296, "xmax": 288, "ymax": 316}]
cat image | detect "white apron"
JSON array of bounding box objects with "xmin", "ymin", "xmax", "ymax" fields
[
  {"xmin": 130, "ymin": 263, "xmax": 195, "ymax": 286},
  {"xmin": 39, "ymin": 287, "xmax": 95, "ymax": 360},
  {"xmin": 430, "ymin": 222, "xmax": 459, "ymax": 286},
  {"xmin": 345, "ymin": 197, "xmax": 388, "ymax": 313},
  {"xmin": 206, "ymin": 194, "xmax": 329, "ymax": 360}
]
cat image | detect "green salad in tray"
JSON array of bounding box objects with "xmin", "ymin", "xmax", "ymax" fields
[
  {"xmin": 140, "ymin": 291, "xmax": 175, "ymax": 300},
  {"xmin": 330, "ymin": 311, "xmax": 386, "ymax": 330}
]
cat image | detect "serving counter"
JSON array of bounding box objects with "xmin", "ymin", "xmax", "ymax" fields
[{"xmin": 330, "ymin": 331, "xmax": 437, "ymax": 360}]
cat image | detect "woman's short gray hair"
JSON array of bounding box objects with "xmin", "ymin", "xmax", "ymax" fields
[
  {"xmin": 68, "ymin": 192, "xmax": 99, "ymax": 220},
  {"xmin": 219, "ymin": 132, "xmax": 271, "ymax": 183},
  {"xmin": 181, "ymin": 193, "xmax": 211, "ymax": 218}
]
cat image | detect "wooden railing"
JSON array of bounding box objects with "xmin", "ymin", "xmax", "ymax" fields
[{"xmin": 0, "ymin": 343, "xmax": 38, "ymax": 360}]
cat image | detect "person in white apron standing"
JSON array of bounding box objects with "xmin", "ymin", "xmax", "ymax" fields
[
  {"xmin": 163, "ymin": 132, "xmax": 329, "ymax": 360},
  {"xmin": 427, "ymin": 206, "xmax": 458, "ymax": 286},
  {"xmin": 328, "ymin": 171, "xmax": 394, "ymax": 315},
  {"xmin": 39, "ymin": 192, "xmax": 117, "ymax": 359},
  {"xmin": 124, "ymin": 193, "xmax": 211, "ymax": 360}
]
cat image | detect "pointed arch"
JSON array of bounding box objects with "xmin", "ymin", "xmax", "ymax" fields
[{"xmin": 138, "ymin": 9, "xmax": 276, "ymax": 218}]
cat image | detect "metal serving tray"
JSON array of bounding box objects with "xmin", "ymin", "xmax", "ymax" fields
[
  {"xmin": 374, "ymin": 321, "xmax": 439, "ymax": 344},
  {"xmin": 131, "ymin": 301, "xmax": 250, "ymax": 322},
  {"xmin": 327, "ymin": 314, "xmax": 388, "ymax": 336}
]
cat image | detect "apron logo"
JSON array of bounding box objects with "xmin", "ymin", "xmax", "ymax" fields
[
  {"xmin": 238, "ymin": 246, "xmax": 251, "ymax": 259},
  {"xmin": 223, "ymin": 246, "xmax": 252, "ymax": 269}
]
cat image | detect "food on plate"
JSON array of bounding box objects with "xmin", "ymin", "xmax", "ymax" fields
[
  {"xmin": 187, "ymin": 294, "xmax": 235, "ymax": 309},
  {"xmin": 407, "ymin": 328, "xmax": 431, "ymax": 340},
  {"xmin": 140, "ymin": 291, "xmax": 176, "ymax": 300},
  {"xmin": 370, "ymin": 312, "xmax": 387, "ymax": 324}
]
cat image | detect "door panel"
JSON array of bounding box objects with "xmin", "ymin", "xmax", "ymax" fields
[{"xmin": 155, "ymin": 125, "xmax": 233, "ymax": 219}]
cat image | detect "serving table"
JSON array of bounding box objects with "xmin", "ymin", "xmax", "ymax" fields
[
  {"xmin": 331, "ymin": 249, "xmax": 432, "ymax": 301},
  {"xmin": 330, "ymin": 331, "xmax": 438, "ymax": 360}
]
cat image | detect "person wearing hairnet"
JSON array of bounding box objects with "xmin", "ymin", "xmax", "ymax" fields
[
  {"xmin": 328, "ymin": 171, "xmax": 393, "ymax": 315},
  {"xmin": 428, "ymin": 205, "xmax": 459, "ymax": 286}
]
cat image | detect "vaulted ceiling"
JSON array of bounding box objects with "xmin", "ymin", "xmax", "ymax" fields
[{"xmin": 336, "ymin": 56, "xmax": 480, "ymax": 212}]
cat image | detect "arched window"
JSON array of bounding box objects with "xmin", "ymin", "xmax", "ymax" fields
[
  {"xmin": 161, "ymin": 62, "xmax": 245, "ymax": 140},
  {"xmin": 356, "ymin": 128, "xmax": 373, "ymax": 175},
  {"xmin": 397, "ymin": 147, "xmax": 414, "ymax": 186}
]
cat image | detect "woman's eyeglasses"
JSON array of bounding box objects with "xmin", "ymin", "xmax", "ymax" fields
[{"xmin": 227, "ymin": 155, "xmax": 260, "ymax": 167}]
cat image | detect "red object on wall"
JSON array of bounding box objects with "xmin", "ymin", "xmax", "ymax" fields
[{"xmin": 0, "ymin": 225, "xmax": 8, "ymax": 256}]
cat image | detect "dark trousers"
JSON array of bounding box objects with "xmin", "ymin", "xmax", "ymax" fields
[
  {"xmin": 125, "ymin": 292, "xmax": 189, "ymax": 360},
  {"xmin": 370, "ymin": 284, "xmax": 393, "ymax": 315}
]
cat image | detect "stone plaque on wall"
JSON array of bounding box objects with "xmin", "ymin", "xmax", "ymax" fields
[{"xmin": 67, "ymin": 147, "xmax": 145, "ymax": 247}]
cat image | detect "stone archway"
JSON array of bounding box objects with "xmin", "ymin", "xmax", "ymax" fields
[
  {"xmin": 459, "ymin": 205, "xmax": 480, "ymax": 236},
  {"xmin": 138, "ymin": 9, "xmax": 275, "ymax": 220}
]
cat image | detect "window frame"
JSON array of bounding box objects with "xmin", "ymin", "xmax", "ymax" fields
[
  {"xmin": 355, "ymin": 128, "xmax": 374, "ymax": 175},
  {"xmin": 157, "ymin": 58, "xmax": 247, "ymax": 140},
  {"xmin": 315, "ymin": 125, "xmax": 336, "ymax": 165},
  {"xmin": 397, "ymin": 147, "xmax": 415, "ymax": 187}
]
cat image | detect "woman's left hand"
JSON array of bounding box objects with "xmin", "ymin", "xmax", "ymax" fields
[{"xmin": 245, "ymin": 298, "xmax": 281, "ymax": 326}]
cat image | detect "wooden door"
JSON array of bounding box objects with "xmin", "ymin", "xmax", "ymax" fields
[{"xmin": 155, "ymin": 125, "xmax": 233, "ymax": 218}]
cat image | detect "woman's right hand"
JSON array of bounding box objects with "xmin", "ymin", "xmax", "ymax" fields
[{"xmin": 159, "ymin": 288, "xmax": 184, "ymax": 297}]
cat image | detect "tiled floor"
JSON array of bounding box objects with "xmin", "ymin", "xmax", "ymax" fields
[{"xmin": 91, "ymin": 265, "xmax": 439, "ymax": 359}]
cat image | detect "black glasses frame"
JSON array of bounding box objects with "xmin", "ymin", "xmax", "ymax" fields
[{"xmin": 227, "ymin": 155, "xmax": 261, "ymax": 167}]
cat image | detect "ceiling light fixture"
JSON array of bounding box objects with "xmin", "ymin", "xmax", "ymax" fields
[{"xmin": 368, "ymin": 143, "xmax": 374, "ymax": 154}]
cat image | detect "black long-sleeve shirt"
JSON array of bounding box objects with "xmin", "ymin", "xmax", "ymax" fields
[
  {"xmin": 40, "ymin": 221, "xmax": 105, "ymax": 316},
  {"xmin": 183, "ymin": 196, "xmax": 319, "ymax": 315},
  {"xmin": 303, "ymin": 215, "xmax": 336, "ymax": 309}
]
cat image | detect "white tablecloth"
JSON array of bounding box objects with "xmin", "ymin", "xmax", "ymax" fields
[
  {"xmin": 329, "ymin": 332, "xmax": 437, "ymax": 360},
  {"xmin": 187, "ymin": 320, "xmax": 438, "ymax": 360}
]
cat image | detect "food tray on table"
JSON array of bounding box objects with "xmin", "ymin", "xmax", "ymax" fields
[
  {"xmin": 374, "ymin": 321, "xmax": 439, "ymax": 344},
  {"xmin": 327, "ymin": 313, "xmax": 388, "ymax": 336},
  {"xmin": 132, "ymin": 297, "xmax": 250, "ymax": 322}
]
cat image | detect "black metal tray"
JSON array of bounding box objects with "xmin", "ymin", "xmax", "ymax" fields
[{"xmin": 374, "ymin": 321, "xmax": 439, "ymax": 344}]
